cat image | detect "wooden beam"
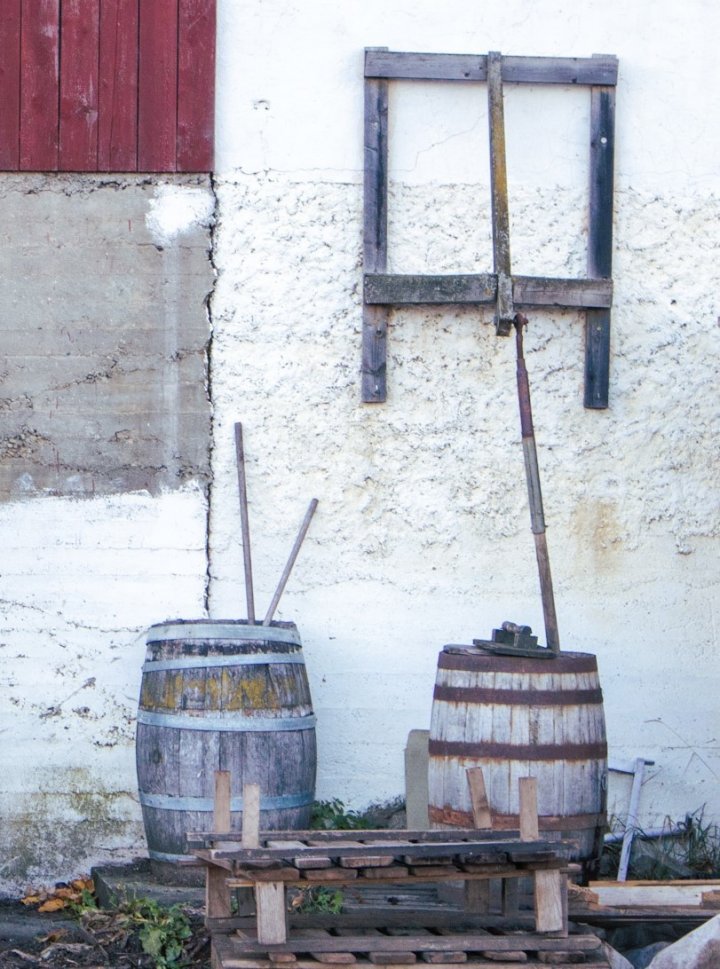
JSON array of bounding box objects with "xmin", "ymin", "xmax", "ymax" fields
[
  {"xmin": 362, "ymin": 51, "xmax": 390, "ymax": 403},
  {"xmin": 585, "ymin": 74, "xmax": 616, "ymax": 408},
  {"xmin": 364, "ymin": 274, "xmax": 612, "ymax": 309},
  {"xmin": 365, "ymin": 50, "xmax": 618, "ymax": 85}
]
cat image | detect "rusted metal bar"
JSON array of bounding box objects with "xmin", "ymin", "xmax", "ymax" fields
[
  {"xmin": 234, "ymin": 422, "xmax": 256, "ymax": 623},
  {"xmin": 487, "ymin": 51, "xmax": 513, "ymax": 336},
  {"xmin": 514, "ymin": 316, "xmax": 560, "ymax": 652}
]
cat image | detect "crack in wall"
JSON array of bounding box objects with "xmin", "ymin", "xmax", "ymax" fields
[{"xmin": 203, "ymin": 172, "xmax": 221, "ymax": 615}]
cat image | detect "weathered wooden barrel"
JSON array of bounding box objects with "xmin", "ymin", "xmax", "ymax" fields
[
  {"xmin": 136, "ymin": 619, "xmax": 316, "ymax": 863},
  {"xmin": 428, "ymin": 646, "xmax": 607, "ymax": 871}
]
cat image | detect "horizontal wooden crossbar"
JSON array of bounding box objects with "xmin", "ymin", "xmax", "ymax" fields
[
  {"xmin": 365, "ymin": 50, "xmax": 618, "ymax": 86},
  {"xmin": 364, "ymin": 274, "xmax": 613, "ymax": 309}
]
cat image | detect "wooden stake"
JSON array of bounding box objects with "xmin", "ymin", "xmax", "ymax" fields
[
  {"xmin": 263, "ymin": 498, "xmax": 318, "ymax": 625},
  {"xmin": 519, "ymin": 777, "xmax": 539, "ymax": 842},
  {"xmin": 206, "ymin": 771, "xmax": 232, "ymax": 919},
  {"xmin": 241, "ymin": 783, "xmax": 261, "ymax": 848},
  {"xmin": 466, "ymin": 768, "xmax": 492, "ymax": 829},
  {"xmin": 234, "ymin": 422, "xmax": 256, "ymax": 623}
]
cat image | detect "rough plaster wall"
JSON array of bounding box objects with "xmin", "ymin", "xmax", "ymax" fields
[
  {"xmin": 0, "ymin": 178, "xmax": 214, "ymax": 895},
  {"xmin": 210, "ymin": 0, "xmax": 720, "ymax": 833}
]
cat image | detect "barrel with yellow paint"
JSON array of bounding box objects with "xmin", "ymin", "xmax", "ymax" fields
[{"xmin": 136, "ymin": 620, "xmax": 316, "ymax": 864}]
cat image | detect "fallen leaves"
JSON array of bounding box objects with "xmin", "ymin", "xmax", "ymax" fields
[{"xmin": 21, "ymin": 878, "xmax": 95, "ymax": 913}]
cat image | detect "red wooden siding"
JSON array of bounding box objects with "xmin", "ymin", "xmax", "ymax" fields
[
  {"xmin": 0, "ymin": 0, "xmax": 22, "ymax": 169},
  {"xmin": 98, "ymin": 0, "xmax": 139, "ymax": 171},
  {"xmin": 20, "ymin": 0, "xmax": 60, "ymax": 171},
  {"xmin": 59, "ymin": 0, "xmax": 100, "ymax": 170},
  {"xmin": 177, "ymin": 0, "xmax": 216, "ymax": 172},
  {"xmin": 3, "ymin": 0, "xmax": 215, "ymax": 172}
]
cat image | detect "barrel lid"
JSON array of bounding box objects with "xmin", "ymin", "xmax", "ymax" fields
[
  {"xmin": 440, "ymin": 644, "xmax": 598, "ymax": 673},
  {"xmin": 146, "ymin": 619, "xmax": 301, "ymax": 647}
]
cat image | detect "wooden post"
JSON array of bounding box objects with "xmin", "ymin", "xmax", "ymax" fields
[
  {"xmin": 242, "ymin": 783, "xmax": 287, "ymax": 945},
  {"xmin": 518, "ymin": 776, "xmax": 567, "ymax": 935},
  {"xmin": 466, "ymin": 767, "xmax": 492, "ymax": 829},
  {"xmin": 206, "ymin": 771, "xmax": 232, "ymax": 919},
  {"xmin": 241, "ymin": 783, "xmax": 261, "ymax": 848},
  {"xmin": 519, "ymin": 777, "xmax": 539, "ymax": 842},
  {"xmin": 465, "ymin": 768, "xmax": 491, "ymax": 914}
]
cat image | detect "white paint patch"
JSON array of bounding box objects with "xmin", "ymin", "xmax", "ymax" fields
[{"xmin": 145, "ymin": 184, "xmax": 215, "ymax": 247}]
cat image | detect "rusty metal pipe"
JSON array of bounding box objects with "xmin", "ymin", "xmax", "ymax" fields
[{"xmin": 514, "ymin": 315, "xmax": 560, "ymax": 652}]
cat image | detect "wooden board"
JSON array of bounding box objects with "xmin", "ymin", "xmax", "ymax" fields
[
  {"xmin": 137, "ymin": 0, "xmax": 178, "ymax": 171},
  {"xmin": 20, "ymin": 0, "xmax": 60, "ymax": 171},
  {"xmin": 0, "ymin": 0, "xmax": 21, "ymax": 169},
  {"xmin": 364, "ymin": 50, "xmax": 618, "ymax": 85},
  {"xmin": 364, "ymin": 275, "xmax": 612, "ymax": 309},
  {"xmin": 588, "ymin": 880, "xmax": 720, "ymax": 907},
  {"xmin": 59, "ymin": 0, "xmax": 100, "ymax": 170},
  {"xmin": 98, "ymin": 0, "xmax": 138, "ymax": 171},
  {"xmin": 177, "ymin": 0, "xmax": 215, "ymax": 171}
]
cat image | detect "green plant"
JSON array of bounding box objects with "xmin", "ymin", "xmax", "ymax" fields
[
  {"xmin": 67, "ymin": 886, "xmax": 98, "ymax": 917},
  {"xmin": 117, "ymin": 896, "xmax": 193, "ymax": 969},
  {"xmin": 291, "ymin": 886, "xmax": 344, "ymax": 914},
  {"xmin": 601, "ymin": 807, "xmax": 720, "ymax": 881},
  {"xmin": 311, "ymin": 798, "xmax": 371, "ymax": 830}
]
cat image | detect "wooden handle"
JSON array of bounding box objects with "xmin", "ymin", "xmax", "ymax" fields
[
  {"xmin": 234, "ymin": 422, "xmax": 256, "ymax": 623},
  {"xmin": 263, "ymin": 499, "xmax": 318, "ymax": 626}
]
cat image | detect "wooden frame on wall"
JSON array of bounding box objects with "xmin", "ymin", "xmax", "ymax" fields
[{"xmin": 361, "ymin": 48, "xmax": 618, "ymax": 408}]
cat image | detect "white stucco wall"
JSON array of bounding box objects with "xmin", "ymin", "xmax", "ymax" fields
[
  {"xmin": 1, "ymin": 0, "xmax": 718, "ymax": 897},
  {"xmin": 209, "ymin": 0, "xmax": 719, "ymax": 830}
]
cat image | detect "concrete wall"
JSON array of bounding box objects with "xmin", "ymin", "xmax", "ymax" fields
[
  {"xmin": 0, "ymin": 177, "xmax": 214, "ymax": 892},
  {"xmin": 1, "ymin": 0, "xmax": 719, "ymax": 896}
]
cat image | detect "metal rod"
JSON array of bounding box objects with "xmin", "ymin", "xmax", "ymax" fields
[
  {"xmin": 234, "ymin": 422, "xmax": 256, "ymax": 623},
  {"xmin": 263, "ymin": 499, "xmax": 319, "ymax": 626},
  {"xmin": 514, "ymin": 315, "xmax": 560, "ymax": 652}
]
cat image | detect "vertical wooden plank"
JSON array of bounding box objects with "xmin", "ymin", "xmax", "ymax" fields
[
  {"xmin": 534, "ymin": 869, "xmax": 564, "ymax": 933},
  {"xmin": 138, "ymin": 0, "xmax": 178, "ymax": 172},
  {"xmin": 98, "ymin": 0, "xmax": 139, "ymax": 171},
  {"xmin": 362, "ymin": 48, "xmax": 390, "ymax": 403},
  {"xmin": 241, "ymin": 783, "xmax": 261, "ymax": 848},
  {"xmin": 519, "ymin": 777, "xmax": 539, "ymax": 842},
  {"xmin": 585, "ymin": 69, "xmax": 616, "ymax": 409},
  {"xmin": 256, "ymin": 882, "xmax": 287, "ymax": 945},
  {"xmin": 206, "ymin": 770, "xmax": 232, "ymax": 920},
  {"xmin": 0, "ymin": 0, "xmax": 21, "ymax": 170},
  {"xmin": 214, "ymin": 770, "xmax": 232, "ymax": 832},
  {"xmin": 177, "ymin": 0, "xmax": 215, "ymax": 171},
  {"xmin": 20, "ymin": 0, "xmax": 60, "ymax": 171},
  {"xmin": 487, "ymin": 51, "xmax": 514, "ymax": 336},
  {"xmin": 466, "ymin": 768, "xmax": 492, "ymax": 828},
  {"xmin": 59, "ymin": 0, "xmax": 100, "ymax": 171}
]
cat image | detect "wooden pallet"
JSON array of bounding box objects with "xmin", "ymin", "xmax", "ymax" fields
[
  {"xmin": 195, "ymin": 775, "xmax": 602, "ymax": 969},
  {"xmin": 211, "ymin": 925, "xmax": 610, "ymax": 969}
]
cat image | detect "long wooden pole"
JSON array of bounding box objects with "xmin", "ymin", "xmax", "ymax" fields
[
  {"xmin": 263, "ymin": 499, "xmax": 318, "ymax": 626},
  {"xmin": 234, "ymin": 422, "xmax": 256, "ymax": 623},
  {"xmin": 514, "ymin": 316, "xmax": 560, "ymax": 652}
]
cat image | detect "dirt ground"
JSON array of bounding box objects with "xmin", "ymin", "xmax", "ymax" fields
[{"xmin": 0, "ymin": 900, "xmax": 211, "ymax": 968}]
